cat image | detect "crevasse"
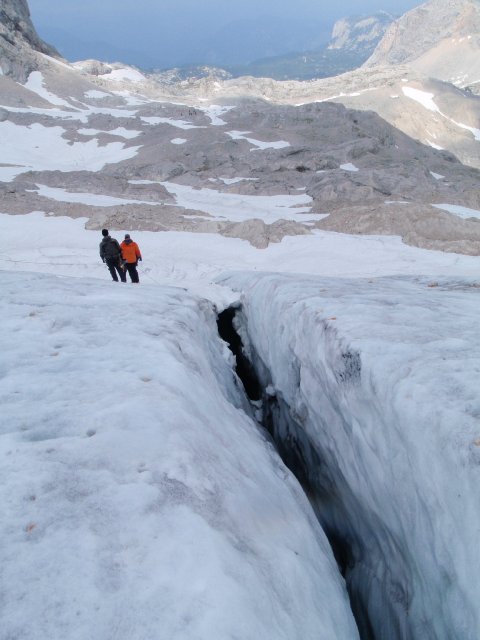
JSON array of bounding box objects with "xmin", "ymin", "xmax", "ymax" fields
[{"xmin": 218, "ymin": 272, "xmax": 480, "ymax": 640}]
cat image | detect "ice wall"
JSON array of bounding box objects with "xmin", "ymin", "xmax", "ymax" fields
[{"xmin": 221, "ymin": 272, "xmax": 480, "ymax": 640}]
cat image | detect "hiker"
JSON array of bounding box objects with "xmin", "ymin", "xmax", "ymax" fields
[
  {"xmin": 99, "ymin": 229, "xmax": 126, "ymax": 282},
  {"xmin": 120, "ymin": 233, "xmax": 142, "ymax": 283}
]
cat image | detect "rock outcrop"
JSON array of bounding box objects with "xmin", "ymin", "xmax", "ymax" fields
[
  {"xmin": 0, "ymin": 0, "xmax": 60, "ymax": 80},
  {"xmin": 364, "ymin": 0, "xmax": 480, "ymax": 86},
  {"xmin": 328, "ymin": 12, "xmax": 394, "ymax": 55}
]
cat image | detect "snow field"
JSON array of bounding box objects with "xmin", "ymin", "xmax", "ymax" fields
[
  {"xmin": 140, "ymin": 116, "xmax": 202, "ymax": 129},
  {"xmin": 33, "ymin": 184, "xmax": 164, "ymax": 208},
  {"xmin": 197, "ymin": 105, "xmax": 235, "ymax": 126},
  {"xmin": 227, "ymin": 130, "xmax": 291, "ymax": 150},
  {"xmin": 0, "ymin": 120, "xmax": 140, "ymax": 182},
  {"xmin": 0, "ymin": 211, "xmax": 479, "ymax": 308},
  {"xmin": 78, "ymin": 127, "xmax": 142, "ymax": 139},
  {"xmin": 24, "ymin": 71, "xmax": 75, "ymax": 108},
  {"xmin": 0, "ymin": 271, "xmax": 359, "ymax": 640},
  {"xmin": 101, "ymin": 68, "xmax": 147, "ymax": 83},
  {"xmin": 157, "ymin": 181, "xmax": 319, "ymax": 223},
  {"xmin": 0, "ymin": 212, "xmax": 478, "ymax": 308}
]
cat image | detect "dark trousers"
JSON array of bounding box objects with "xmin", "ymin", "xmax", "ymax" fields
[
  {"xmin": 106, "ymin": 257, "xmax": 126, "ymax": 282},
  {"xmin": 125, "ymin": 262, "xmax": 139, "ymax": 283}
]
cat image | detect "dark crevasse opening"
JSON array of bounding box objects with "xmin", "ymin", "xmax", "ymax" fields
[
  {"xmin": 217, "ymin": 306, "xmax": 263, "ymax": 402},
  {"xmin": 263, "ymin": 392, "xmax": 379, "ymax": 640},
  {"xmin": 217, "ymin": 304, "xmax": 378, "ymax": 640}
]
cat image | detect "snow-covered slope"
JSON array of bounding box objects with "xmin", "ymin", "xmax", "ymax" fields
[
  {"xmin": 220, "ymin": 271, "xmax": 480, "ymax": 639},
  {"xmin": 0, "ymin": 270, "xmax": 360, "ymax": 640},
  {"xmin": 1, "ymin": 164, "xmax": 479, "ymax": 640}
]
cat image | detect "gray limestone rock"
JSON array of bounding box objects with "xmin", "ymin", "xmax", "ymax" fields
[
  {"xmin": 1, "ymin": 0, "xmax": 479, "ymax": 255},
  {"xmin": 365, "ymin": 0, "xmax": 480, "ymax": 68},
  {"xmin": 0, "ymin": 0, "xmax": 61, "ymax": 81}
]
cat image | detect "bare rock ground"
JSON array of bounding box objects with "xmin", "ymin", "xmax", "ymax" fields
[{"xmin": 0, "ymin": 11, "xmax": 479, "ymax": 255}]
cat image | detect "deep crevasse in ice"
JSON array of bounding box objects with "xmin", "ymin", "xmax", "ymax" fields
[
  {"xmin": 0, "ymin": 271, "xmax": 359, "ymax": 640},
  {"xmin": 220, "ymin": 272, "xmax": 480, "ymax": 640}
]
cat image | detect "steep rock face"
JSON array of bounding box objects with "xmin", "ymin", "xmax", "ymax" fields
[
  {"xmin": 328, "ymin": 12, "xmax": 394, "ymax": 54},
  {"xmin": 365, "ymin": 0, "xmax": 480, "ymax": 85},
  {"xmin": 0, "ymin": 0, "xmax": 60, "ymax": 80}
]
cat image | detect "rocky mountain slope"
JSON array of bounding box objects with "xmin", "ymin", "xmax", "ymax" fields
[
  {"xmin": 150, "ymin": 63, "xmax": 480, "ymax": 170},
  {"xmin": 0, "ymin": 0, "xmax": 479, "ymax": 255},
  {"xmin": 365, "ymin": 0, "xmax": 480, "ymax": 88},
  {"xmin": 0, "ymin": 0, "xmax": 60, "ymax": 80},
  {"xmin": 142, "ymin": 1, "xmax": 480, "ymax": 169}
]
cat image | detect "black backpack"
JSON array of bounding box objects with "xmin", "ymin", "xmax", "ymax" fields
[{"xmin": 101, "ymin": 237, "xmax": 121, "ymax": 260}]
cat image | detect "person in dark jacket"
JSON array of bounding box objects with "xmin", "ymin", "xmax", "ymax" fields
[
  {"xmin": 120, "ymin": 234, "xmax": 142, "ymax": 283},
  {"xmin": 99, "ymin": 229, "xmax": 126, "ymax": 282}
]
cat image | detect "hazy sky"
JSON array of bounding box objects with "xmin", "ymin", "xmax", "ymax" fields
[{"xmin": 28, "ymin": 0, "xmax": 423, "ymax": 68}]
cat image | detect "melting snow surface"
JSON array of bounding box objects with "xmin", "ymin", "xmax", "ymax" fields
[
  {"xmin": 227, "ymin": 131, "xmax": 291, "ymax": 150},
  {"xmin": 78, "ymin": 127, "xmax": 142, "ymax": 139},
  {"xmin": 200, "ymin": 105, "xmax": 234, "ymax": 126},
  {"xmin": 140, "ymin": 117, "xmax": 202, "ymax": 130},
  {"xmin": 402, "ymin": 86, "xmax": 440, "ymax": 112},
  {"xmin": 433, "ymin": 203, "xmax": 480, "ymax": 220},
  {"xmin": 0, "ymin": 104, "xmax": 138, "ymax": 123},
  {"xmin": 102, "ymin": 68, "xmax": 147, "ymax": 83},
  {"xmin": 24, "ymin": 71, "xmax": 76, "ymax": 108},
  {"xmin": 32, "ymin": 185, "xmax": 164, "ymax": 208},
  {"xmin": 155, "ymin": 181, "xmax": 321, "ymax": 223},
  {"xmin": 219, "ymin": 177, "xmax": 259, "ymax": 184},
  {"xmin": 0, "ymin": 121, "xmax": 140, "ymax": 181}
]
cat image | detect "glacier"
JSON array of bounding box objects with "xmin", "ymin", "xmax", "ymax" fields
[
  {"xmin": 1, "ymin": 210, "xmax": 479, "ymax": 638},
  {"xmin": 0, "ymin": 270, "xmax": 359, "ymax": 640}
]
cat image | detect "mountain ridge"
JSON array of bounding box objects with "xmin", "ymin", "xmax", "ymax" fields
[{"xmin": 365, "ymin": 0, "xmax": 480, "ymax": 86}]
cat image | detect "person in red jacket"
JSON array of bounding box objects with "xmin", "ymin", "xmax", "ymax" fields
[{"xmin": 120, "ymin": 234, "xmax": 142, "ymax": 283}]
